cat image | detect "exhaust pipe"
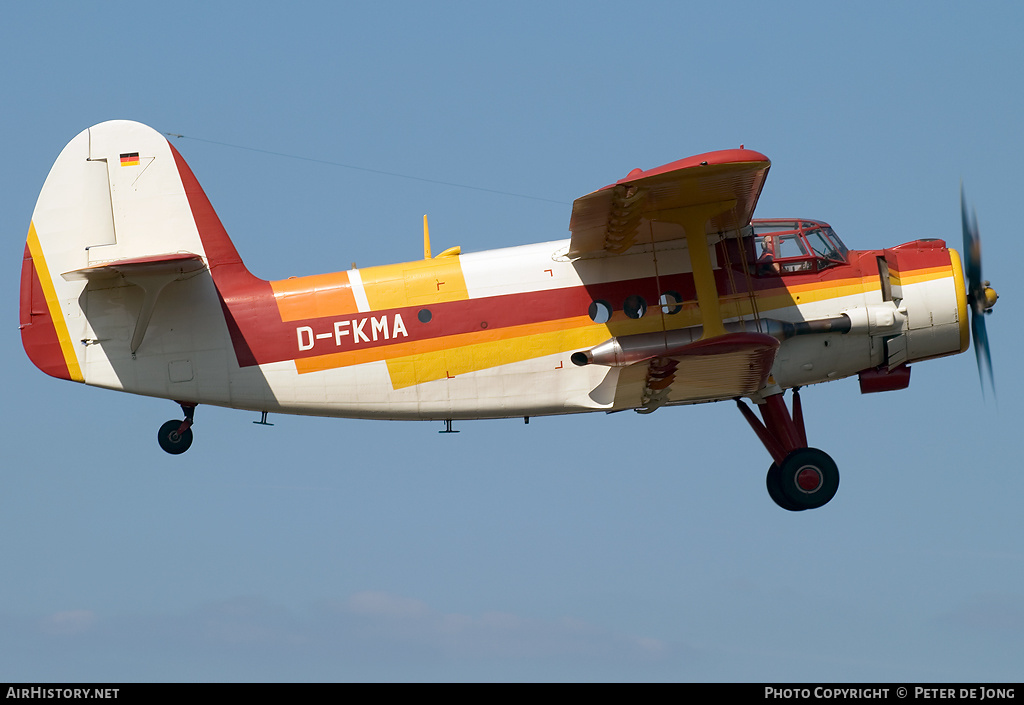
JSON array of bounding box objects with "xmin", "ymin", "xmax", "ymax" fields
[{"xmin": 572, "ymin": 316, "xmax": 852, "ymax": 367}]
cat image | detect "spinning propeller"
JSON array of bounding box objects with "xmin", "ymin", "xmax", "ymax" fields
[{"xmin": 961, "ymin": 185, "xmax": 998, "ymax": 395}]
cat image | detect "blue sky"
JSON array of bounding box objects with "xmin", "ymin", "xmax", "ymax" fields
[{"xmin": 2, "ymin": 1, "xmax": 1022, "ymax": 682}]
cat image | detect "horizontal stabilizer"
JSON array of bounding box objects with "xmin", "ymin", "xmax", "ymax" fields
[{"xmin": 61, "ymin": 252, "xmax": 206, "ymax": 282}]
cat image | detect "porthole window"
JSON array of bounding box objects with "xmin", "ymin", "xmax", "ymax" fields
[
  {"xmin": 624, "ymin": 295, "xmax": 647, "ymax": 319},
  {"xmin": 417, "ymin": 309, "xmax": 432, "ymax": 323},
  {"xmin": 659, "ymin": 291, "xmax": 682, "ymax": 315},
  {"xmin": 588, "ymin": 300, "xmax": 612, "ymax": 324}
]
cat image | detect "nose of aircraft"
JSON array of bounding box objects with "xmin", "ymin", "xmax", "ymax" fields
[{"xmin": 980, "ymin": 282, "xmax": 998, "ymax": 312}]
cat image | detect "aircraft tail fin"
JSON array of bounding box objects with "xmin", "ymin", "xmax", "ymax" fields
[{"xmin": 20, "ymin": 120, "xmax": 257, "ymax": 380}]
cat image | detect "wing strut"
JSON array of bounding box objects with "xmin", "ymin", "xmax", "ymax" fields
[{"xmin": 650, "ymin": 199, "xmax": 736, "ymax": 340}]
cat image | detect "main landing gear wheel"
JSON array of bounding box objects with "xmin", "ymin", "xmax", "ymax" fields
[
  {"xmin": 775, "ymin": 447, "xmax": 839, "ymax": 510},
  {"xmin": 766, "ymin": 463, "xmax": 803, "ymax": 512}
]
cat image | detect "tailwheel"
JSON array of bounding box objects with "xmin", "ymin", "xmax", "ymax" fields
[
  {"xmin": 157, "ymin": 402, "xmax": 196, "ymax": 455},
  {"xmin": 157, "ymin": 420, "xmax": 193, "ymax": 454},
  {"xmin": 777, "ymin": 448, "xmax": 839, "ymax": 510}
]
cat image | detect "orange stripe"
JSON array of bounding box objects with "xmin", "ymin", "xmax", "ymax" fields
[
  {"xmin": 295, "ymin": 314, "xmax": 595, "ymax": 375},
  {"xmin": 271, "ymin": 271, "xmax": 358, "ymax": 321},
  {"xmin": 889, "ymin": 265, "xmax": 950, "ymax": 286}
]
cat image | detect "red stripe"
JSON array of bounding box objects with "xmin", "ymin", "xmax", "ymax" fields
[
  {"xmin": 169, "ymin": 141, "xmax": 274, "ymax": 367},
  {"xmin": 20, "ymin": 243, "xmax": 72, "ymax": 380}
]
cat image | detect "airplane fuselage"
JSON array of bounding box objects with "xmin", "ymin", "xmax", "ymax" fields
[{"xmin": 24, "ymin": 222, "xmax": 966, "ymax": 421}]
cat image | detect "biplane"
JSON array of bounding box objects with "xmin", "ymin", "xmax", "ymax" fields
[{"xmin": 20, "ymin": 120, "xmax": 998, "ymax": 511}]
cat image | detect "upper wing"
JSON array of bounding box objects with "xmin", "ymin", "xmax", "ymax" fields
[{"xmin": 568, "ymin": 149, "xmax": 771, "ymax": 257}]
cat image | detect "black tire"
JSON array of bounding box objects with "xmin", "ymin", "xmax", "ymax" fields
[
  {"xmin": 157, "ymin": 419, "xmax": 193, "ymax": 455},
  {"xmin": 778, "ymin": 448, "xmax": 839, "ymax": 510},
  {"xmin": 766, "ymin": 463, "xmax": 804, "ymax": 512}
]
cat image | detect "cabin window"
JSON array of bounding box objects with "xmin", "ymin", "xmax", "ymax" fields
[
  {"xmin": 776, "ymin": 234, "xmax": 808, "ymax": 259},
  {"xmin": 418, "ymin": 309, "xmax": 432, "ymax": 323},
  {"xmin": 659, "ymin": 291, "xmax": 682, "ymax": 315},
  {"xmin": 624, "ymin": 295, "xmax": 647, "ymax": 319},
  {"xmin": 588, "ymin": 300, "xmax": 612, "ymax": 324}
]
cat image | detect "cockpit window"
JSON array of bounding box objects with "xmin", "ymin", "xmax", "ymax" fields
[
  {"xmin": 824, "ymin": 226, "xmax": 848, "ymax": 258},
  {"xmin": 805, "ymin": 228, "xmax": 840, "ymax": 260},
  {"xmin": 750, "ymin": 219, "xmax": 848, "ymax": 276}
]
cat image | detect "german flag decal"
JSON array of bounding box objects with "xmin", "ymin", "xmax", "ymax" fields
[{"xmin": 120, "ymin": 152, "xmax": 140, "ymax": 166}]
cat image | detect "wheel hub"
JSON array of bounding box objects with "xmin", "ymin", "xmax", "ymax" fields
[{"xmin": 795, "ymin": 466, "xmax": 823, "ymax": 493}]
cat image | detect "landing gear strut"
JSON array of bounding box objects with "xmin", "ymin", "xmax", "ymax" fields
[
  {"xmin": 158, "ymin": 402, "xmax": 196, "ymax": 455},
  {"xmin": 738, "ymin": 389, "xmax": 840, "ymax": 511}
]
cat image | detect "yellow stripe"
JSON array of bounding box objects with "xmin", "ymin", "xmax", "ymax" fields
[
  {"xmin": 384, "ymin": 319, "xmax": 606, "ymax": 389},
  {"xmin": 949, "ymin": 249, "xmax": 970, "ymax": 353},
  {"xmin": 26, "ymin": 222, "xmax": 84, "ymax": 382},
  {"xmin": 361, "ymin": 256, "xmax": 469, "ymax": 310}
]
